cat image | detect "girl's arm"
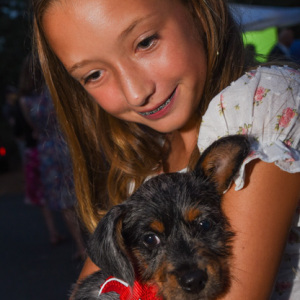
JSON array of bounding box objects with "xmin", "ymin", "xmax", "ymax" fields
[
  {"xmin": 69, "ymin": 257, "xmax": 100, "ymax": 299},
  {"xmin": 78, "ymin": 256, "xmax": 100, "ymax": 281},
  {"xmin": 221, "ymin": 159, "xmax": 300, "ymax": 299}
]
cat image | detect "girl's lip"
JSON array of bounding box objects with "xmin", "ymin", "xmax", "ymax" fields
[{"xmin": 138, "ymin": 88, "xmax": 177, "ymax": 118}]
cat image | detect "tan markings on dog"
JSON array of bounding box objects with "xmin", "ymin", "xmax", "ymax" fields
[
  {"xmin": 215, "ymin": 240, "xmax": 223, "ymax": 249},
  {"xmin": 206, "ymin": 263, "xmax": 217, "ymax": 276},
  {"xmin": 150, "ymin": 220, "xmax": 165, "ymax": 233},
  {"xmin": 207, "ymin": 260, "xmax": 231, "ymax": 298},
  {"xmin": 163, "ymin": 264, "xmax": 182, "ymax": 299},
  {"xmin": 184, "ymin": 207, "xmax": 202, "ymax": 223},
  {"xmin": 153, "ymin": 260, "xmax": 168, "ymax": 290},
  {"xmin": 201, "ymin": 145, "xmax": 242, "ymax": 193},
  {"xmin": 131, "ymin": 248, "xmax": 149, "ymax": 270},
  {"xmin": 166, "ymin": 263, "xmax": 178, "ymax": 290}
]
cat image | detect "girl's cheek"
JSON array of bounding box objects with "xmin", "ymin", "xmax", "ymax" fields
[{"xmin": 90, "ymin": 87, "xmax": 125, "ymax": 114}]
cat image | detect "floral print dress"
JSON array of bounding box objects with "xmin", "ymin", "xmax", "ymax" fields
[{"xmin": 197, "ymin": 65, "xmax": 300, "ymax": 299}]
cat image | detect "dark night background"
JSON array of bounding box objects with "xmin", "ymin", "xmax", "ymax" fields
[{"xmin": 0, "ymin": 1, "xmax": 299, "ymax": 299}]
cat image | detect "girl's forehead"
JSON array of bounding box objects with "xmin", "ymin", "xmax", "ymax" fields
[
  {"xmin": 43, "ymin": 0, "xmax": 175, "ymax": 43},
  {"xmin": 42, "ymin": 0, "xmax": 186, "ymax": 67},
  {"xmin": 45, "ymin": 0, "xmax": 174, "ymax": 20}
]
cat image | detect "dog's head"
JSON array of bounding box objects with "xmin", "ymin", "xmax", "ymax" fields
[{"xmin": 89, "ymin": 135, "xmax": 250, "ymax": 300}]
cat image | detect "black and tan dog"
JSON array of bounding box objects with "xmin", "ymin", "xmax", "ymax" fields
[{"xmin": 73, "ymin": 135, "xmax": 250, "ymax": 300}]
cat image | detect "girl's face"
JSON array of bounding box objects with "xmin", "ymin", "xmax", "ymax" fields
[{"xmin": 43, "ymin": 0, "xmax": 207, "ymax": 133}]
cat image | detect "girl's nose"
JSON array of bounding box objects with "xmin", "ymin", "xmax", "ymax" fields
[{"xmin": 116, "ymin": 60, "xmax": 155, "ymax": 107}]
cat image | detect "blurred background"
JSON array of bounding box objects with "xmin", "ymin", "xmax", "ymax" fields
[{"xmin": 0, "ymin": 0, "xmax": 299, "ymax": 299}]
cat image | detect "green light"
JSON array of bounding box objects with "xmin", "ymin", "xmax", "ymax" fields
[{"xmin": 243, "ymin": 27, "xmax": 277, "ymax": 62}]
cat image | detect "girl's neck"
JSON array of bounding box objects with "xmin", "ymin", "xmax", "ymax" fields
[{"xmin": 163, "ymin": 118, "xmax": 199, "ymax": 173}]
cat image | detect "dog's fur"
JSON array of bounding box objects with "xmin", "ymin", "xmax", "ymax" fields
[{"xmin": 73, "ymin": 135, "xmax": 250, "ymax": 300}]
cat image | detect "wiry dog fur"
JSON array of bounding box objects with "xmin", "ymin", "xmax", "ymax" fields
[{"xmin": 73, "ymin": 135, "xmax": 250, "ymax": 300}]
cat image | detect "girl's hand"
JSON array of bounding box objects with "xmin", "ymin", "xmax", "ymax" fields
[
  {"xmin": 78, "ymin": 256, "xmax": 100, "ymax": 281},
  {"xmin": 70, "ymin": 257, "xmax": 100, "ymax": 300}
]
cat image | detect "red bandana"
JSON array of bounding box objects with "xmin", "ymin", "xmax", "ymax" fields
[{"xmin": 98, "ymin": 276, "xmax": 162, "ymax": 300}]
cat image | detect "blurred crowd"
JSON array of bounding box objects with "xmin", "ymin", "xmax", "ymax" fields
[
  {"xmin": 245, "ymin": 26, "xmax": 300, "ymax": 67},
  {"xmin": 1, "ymin": 54, "xmax": 86, "ymax": 261},
  {"xmin": 268, "ymin": 27, "xmax": 300, "ymax": 63}
]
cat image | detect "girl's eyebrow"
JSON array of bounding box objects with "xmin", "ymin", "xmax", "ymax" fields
[
  {"xmin": 118, "ymin": 16, "xmax": 146, "ymax": 41},
  {"xmin": 119, "ymin": 12, "xmax": 158, "ymax": 41},
  {"xmin": 68, "ymin": 60, "xmax": 95, "ymax": 76},
  {"xmin": 68, "ymin": 14, "xmax": 155, "ymax": 75}
]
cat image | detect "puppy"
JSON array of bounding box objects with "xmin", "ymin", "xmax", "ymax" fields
[{"xmin": 73, "ymin": 135, "xmax": 250, "ymax": 300}]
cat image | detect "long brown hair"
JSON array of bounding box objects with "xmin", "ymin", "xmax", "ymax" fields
[{"xmin": 31, "ymin": 0, "xmax": 245, "ymax": 232}]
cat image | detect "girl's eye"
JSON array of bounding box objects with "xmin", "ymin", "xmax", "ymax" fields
[
  {"xmin": 137, "ymin": 34, "xmax": 158, "ymax": 50},
  {"xmin": 83, "ymin": 70, "xmax": 102, "ymax": 85}
]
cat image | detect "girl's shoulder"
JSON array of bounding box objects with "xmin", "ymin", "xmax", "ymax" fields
[
  {"xmin": 198, "ymin": 65, "xmax": 300, "ymax": 190},
  {"xmin": 219, "ymin": 65, "xmax": 300, "ymax": 103},
  {"xmin": 242, "ymin": 64, "xmax": 300, "ymax": 82}
]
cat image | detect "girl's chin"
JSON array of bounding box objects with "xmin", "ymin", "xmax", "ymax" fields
[{"xmin": 144, "ymin": 119, "xmax": 190, "ymax": 134}]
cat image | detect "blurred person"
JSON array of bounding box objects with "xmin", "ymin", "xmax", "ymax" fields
[
  {"xmin": 2, "ymin": 86, "xmax": 18, "ymax": 129},
  {"xmin": 2, "ymin": 85, "xmax": 26, "ymax": 165},
  {"xmin": 290, "ymin": 39, "xmax": 300, "ymax": 64},
  {"xmin": 268, "ymin": 27, "xmax": 295, "ymax": 62},
  {"xmin": 18, "ymin": 56, "xmax": 64, "ymax": 245},
  {"xmin": 19, "ymin": 55, "xmax": 86, "ymax": 259},
  {"xmin": 244, "ymin": 43, "xmax": 259, "ymax": 68}
]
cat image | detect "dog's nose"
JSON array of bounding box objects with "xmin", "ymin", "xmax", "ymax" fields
[{"xmin": 178, "ymin": 269, "xmax": 208, "ymax": 293}]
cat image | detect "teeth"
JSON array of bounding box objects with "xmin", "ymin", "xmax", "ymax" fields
[{"xmin": 139, "ymin": 91, "xmax": 174, "ymax": 116}]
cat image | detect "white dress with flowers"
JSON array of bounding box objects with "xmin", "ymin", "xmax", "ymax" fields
[{"xmin": 197, "ymin": 65, "xmax": 300, "ymax": 299}]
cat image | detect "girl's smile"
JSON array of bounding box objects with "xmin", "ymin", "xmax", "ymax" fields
[
  {"xmin": 138, "ymin": 87, "xmax": 177, "ymax": 120},
  {"xmin": 43, "ymin": 0, "xmax": 207, "ymax": 134}
]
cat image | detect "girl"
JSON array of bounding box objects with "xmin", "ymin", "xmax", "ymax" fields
[{"xmin": 32, "ymin": 0, "xmax": 300, "ymax": 298}]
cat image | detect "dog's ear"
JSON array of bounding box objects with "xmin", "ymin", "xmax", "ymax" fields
[
  {"xmin": 88, "ymin": 204, "xmax": 135, "ymax": 285},
  {"xmin": 194, "ymin": 135, "xmax": 250, "ymax": 195}
]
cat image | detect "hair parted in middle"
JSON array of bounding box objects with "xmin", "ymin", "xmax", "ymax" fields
[{"xmin": 32, "ymin": 0, "xmax": 245, "ymax": 232}]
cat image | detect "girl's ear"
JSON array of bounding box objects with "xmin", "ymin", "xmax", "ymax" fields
[
  {"xmin": 194, "ymin": 135, "xmax": 250, "ymax": 195},
  {"xmin": 88, "ymin": 204, "xmax": 135, "ymax": 285}
]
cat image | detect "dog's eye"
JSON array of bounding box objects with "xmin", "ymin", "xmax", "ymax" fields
[
  {"xmin": 143, "ymin": 234, "xmax": 161, "ymax": 248},
  {"xmin": 199, "ymin": 219, "xmax": 212, "ymax": 231}
]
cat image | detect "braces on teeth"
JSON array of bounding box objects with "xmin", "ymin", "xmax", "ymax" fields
[
  {"xmin": 140, "ymin": 98, "xmax": 171, "ymax": 116},
  {"xmin": 139, "ymin": 89, "xmax": 176, "ymax": 116}
]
